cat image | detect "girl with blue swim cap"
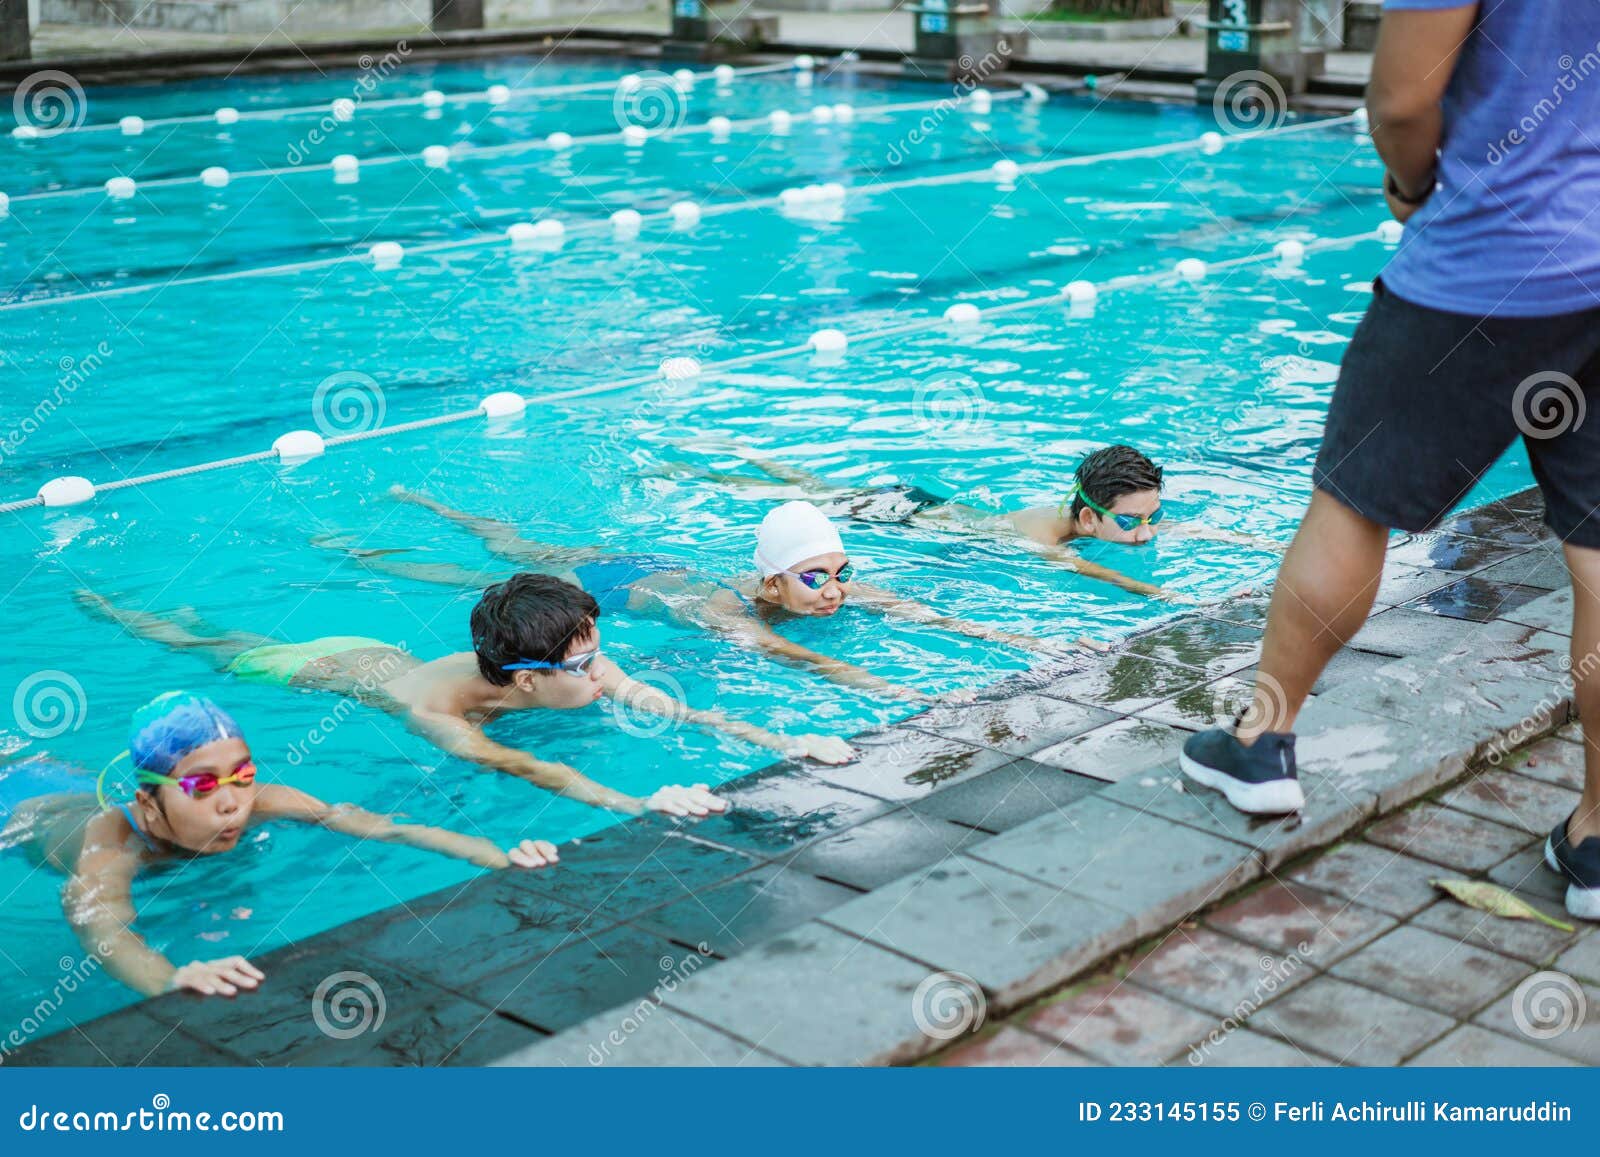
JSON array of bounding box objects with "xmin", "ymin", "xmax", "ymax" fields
[{"xmin": 1, "ymin": 691, "xmax": 560, "ymax": 999}]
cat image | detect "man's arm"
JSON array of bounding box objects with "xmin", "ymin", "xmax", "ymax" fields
[
  {"xmin": 254, "ymin": 784, "xmax": 559, "ymax": 869},
  {"xmin": 597, "ymin": 661, "xmax": 856, "ymax": 765},
  {"xmin": 1368, "ymin": 4, "xmax": 1479, "ymax": 216}
]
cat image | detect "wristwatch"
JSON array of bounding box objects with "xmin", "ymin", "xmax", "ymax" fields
[{"xmin": 1385, "ymin": 171, "xmax": 1435, "ymax": 206}]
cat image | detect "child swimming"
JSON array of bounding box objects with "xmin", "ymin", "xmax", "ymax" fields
[
  {"xmin": 0, "ymin": 693, "xmax": 560, "ymax": 998},
  {"xmin": 75, "ymin": 574, "xmax": 850, "ymax": 817},
  {"xmin": 331, "ymin": 487, "xmax": 1078, "ymax": 702},
  {"xmin": 658, "ymin": 443, "xmax": 1271, "ymax": 599}
]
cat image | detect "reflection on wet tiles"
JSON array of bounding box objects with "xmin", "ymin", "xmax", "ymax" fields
[
  {"xmin": 467, "ymin": 923, "xmax": 690, "ymax": 1035},
  {"xmin": 1405, "ymin": 576, "xmax": 1547, "ymax": 623},
  {"xmin": 1124, "ymin": 617, "xmax": 1264, "ymax": 679},
  {"xmin": 1200, "ymin": 593, "xmax": 1272, "ymax": 629},
  {"xmin": 679, "ymin": 767, "xmax": 896, "ymax": 858},
  {"xmin": 632, "ymin": 864, "xmax": 860, "ymax": 957},
  {"xmin": 1037, "ymin": 653, "xmax": 1207, "ymax": 714},
  {"xmin": 815, "ymin": 727, "xmax": 1019, "ymax": 800},
  {"xmin": 1136, "ymin": 673, "xmax": 1263, "ymax": 731},
  {"xmin": 1031, "ymin": 718, "xmax": 1189, "ymax": 783},
  {"xmin": 1435, "ymin": 500, "xmax": 1549, "ymax": 545},
  {"xmin": 1385, "ymin": 532, "xmax": 1528, "ymax": 573},
  {"xmin": 908, "ymin": 758, "xmax": 1104, "ymax": 833},
  {"xmin": 904, "ymin": 693, "xmax": 1117, "ymax": 757},
  {"xmin": 1475, "ymin": 551, "xmax": 1572, "ymax": 592},
  {"xmin": 1376, "ymin": 562, "xmax": 1468, "ymax": 607},
  {"xmin": 784, "ymin": 808, "xmax": 991, "ymax": 891},
  {"xmin": 503, "ymin": 823, "xmax": 759, "ymax": 922}
]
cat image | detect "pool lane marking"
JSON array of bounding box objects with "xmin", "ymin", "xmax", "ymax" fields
[
  {"xmin": 0, "ymin": 113, "xmax": 1360, "ymax": 315},
  {"xmin": 0, "ymin": 226, "xmax": 1381, "ymax": 516},
  {"xmin": 8, "ymin": 61, "xmax": 801, "ymax": 138},
  {"xmin": 3, "ymin": 91, "xmax": 1029, "ymax": 205}
]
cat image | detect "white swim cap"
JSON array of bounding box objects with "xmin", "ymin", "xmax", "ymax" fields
[{"xmin": 755, "ymin": 500, "xmax": 845, "ymax": 577}]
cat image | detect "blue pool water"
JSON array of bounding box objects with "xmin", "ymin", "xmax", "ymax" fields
[{"xmin": 0, "ymin": 54, "xmax": 1534, "ymax": 1037}]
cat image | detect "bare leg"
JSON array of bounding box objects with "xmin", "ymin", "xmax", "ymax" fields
[
  {"xmin": 386, "ymin": 485, "xmax": 597, "ymax": 566},
  {"xmin": 739, "ymin": 455, "xmax": 838, "ymax": 491},
  {"xmin": 1236, "ymin": 489, "xmax": 1389, "ymax": 743},
  {"xmin": 1564, "ymin": 544, "xmax": 1600, "ymax": 843},
  {"xmin": 74, "ymin": 590, "xmax": 277, "ymax": 671}
]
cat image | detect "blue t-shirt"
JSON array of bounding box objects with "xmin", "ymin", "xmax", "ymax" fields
[{"xmin": 1379, "ymin": 1, "xmax": 1600, "ymax": 317}]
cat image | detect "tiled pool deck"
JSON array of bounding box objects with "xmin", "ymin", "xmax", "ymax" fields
[{"xmin": 11, "ymin": 486, "xmax": 1587, "ymax": 1067}]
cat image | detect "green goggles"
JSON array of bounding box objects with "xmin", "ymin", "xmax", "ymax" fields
[{"xmin": 1068, "ymin": 490, "xmax": 1164, "ymax": 532}]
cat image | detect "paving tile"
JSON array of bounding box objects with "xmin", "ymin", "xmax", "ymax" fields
[
  {"xmin": 822, "ymin": 855, "xmax": 1133, "ymax": 1006},
  {"xmin": 1472, "ymin": 977, "xmax": 1600, "ymax": 1064},
  {"xmin": 1405, "ymin": 576, "xmax": 1547, "ymax": 623},
  {"xmin": 1177, "ymin": 1027, "xmax": 1326, "ymax": 1067},
  {"xmin": 1475, "ymin": 551, "xmax": 1572, "ymax": 592},
  {"xmin": 493, "ymin": 1006, "xmax": 786, "ymax": 1067},
  {"xmin": 335, "ymin": 1000, "xmax": 544, "ymax": 1067},
  {"xmin": 908, "ymin": 758, "xmax": 1104, "ymax": 833},
  {"xmin": 1348, "ymin": 607, "xmax": 1491, "ymax": 657},
  {"xmin": 503, "ymin": 823, "xmax": 761, "ymax": 921},
  {"xmin": 1553, "ymin": 930, "xmax": 1600, "ymax": 985},
  {"xmin": 1251, "ymin": 975, "xmax": 1454, "ymax": 1065},
  {"xmin": 1286, "ymin": 842, "xmax": 1442, "ymax": 918},
  {"xmin": 1439, "ymin": 770, "xmax": 1580, "ymax": 836},
  {"xmin": 348, "ymin": 874, "xmax": 613, "ymax": 991},
  {"xmin": 467, "ymin": 923, "xmax": 704, "ymax": 1035},
  {"xmin": 904, "ymin": 694, "xmax": 1118, "ymax": 758},
  {"xmin": 677, "ymin": 767, "xmax": 896, "ymax": 859},
  {"xmin": 1030, "ymin": 717, "xmax": 1189, "ymax": 783},
  {"xmin": 809, "ymin": 728, "xmax": 1017, "ymax": 802},
  {"xmin": 630, "ymin": 864, "xmax": 859, "ymax": 957},
  {"xmin": 1435, "ymin": 501, "xmax": 1550, "ymax": 546},
  {"xmin": 1497, "ymin": 587, "xmax": 1574, "ymax": 636},
  {"xmin": 663, "ymin": 921, "xmax": 952, "ymax": 1066},
  {"xmin": 1199, "ymin": 592, "xmax": 1272, "ymax": 629},
  {"xmin": 1329, "ymin": 924, "xmax": 1527, "ymax": 1018},
  {"xmin": 1411, "ymin": 899, "xmax": 1582, "ymax": 966},
  {"xmin": 139, "ymin": 939, "xmax": 492, "ymax": 1066},
  {"xmin": 1126, "ymin": 925, "xmax": 1317, "ymax": 1018},
  {"xmin": 1365, "ymin": 804, "xmax": 1533, "ymax": 873},
  {"xmin": 1405, "ymin": 1023, "xmax": 1577, "ymax": 1067},
  {"xmin": 1037, "ymin": 653, "xmax": 1208, "ymax": 715},
  {"xmin": 1023, "ymin": 980, "xmax": 1217, "ymax": 1065},
  {"xmin": 783, "ymin": 806, "xmax": 991, "ymax": 891},
  {"xmin": 1504, "ymin": 735, "xmax": 1588, "ymax": 792},
  {"xmin": 1376, "ymin": 562, "xmax": 1471, "ymax": 607},
  {"xmin": 4, "ymin": 1010, "xmax": 235, "ymax": 1066},
  {"xmin": 1484, "ymin": 845, "xmax": 1568, "ymax": 909},
  {"xmin": 1385, "ymin": 533, "xmax": 1529, "ymax": 574},
  {"xmin": 1203, "ymin": 880, "xmax": 1397, "ymax": 967},
  {"xmin": 937, "ymin": 1025, "xmax": 1099, "ymax": 1067},
  {"xmin": 970, "ymin": 796, "xmax": 1258, "ymax": 938},
  {"xmin": 1123, "ymin": 617, "xmax": 1264, "ymax": 680},
  {"xmin": 1134, "ymin": 669, "xmax": 1294, "ymax": 731}
]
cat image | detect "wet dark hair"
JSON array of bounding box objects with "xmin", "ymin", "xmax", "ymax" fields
[
  {"xmin": 1070, "ymin": 444, "xmax": 1163, "ymax": 519},
  {"xmin": 470, "ymin": 573, "xmax": 600, "ymax": 686}
]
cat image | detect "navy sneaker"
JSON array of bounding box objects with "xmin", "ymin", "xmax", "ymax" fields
[
  {"xmin": 1544, "ymin": 813, "xmax": 1600, "ymax": 921},
  {"xmin": 1180, "ymin": 728, "xmax": 1305, "ymax": 815}
]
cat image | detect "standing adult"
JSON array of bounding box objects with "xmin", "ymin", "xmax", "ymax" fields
[{"xmin": 1180, "ymin": 2, "xmax": 1600, "ymax": 919}]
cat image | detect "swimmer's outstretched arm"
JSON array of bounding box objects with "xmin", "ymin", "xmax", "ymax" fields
[
  {"xmin": 386, "ymin": 486, "xmax": 596, "ymax": 567},
  {"xmin": 61, "ymin": 825, "xmax": 262, "ymax": 998},
  {"xmin": 1024, "ymin": 549, "xmax": 1186, "ymax": 601},
  {"xmin": 845, "ymin": 583, "xmax": 1080, "ymax": 656},
  {"xmin": 1160, "ymin": 524, "xmax": 1285, "ymax": 553},
  {"xmin": 595, "ymin": 659, "xmax": 856, "ymax": 765},
  {"xmin": 407, "ymin": 710, "xmax": 725, "ymax": 818},
  {"xmin": 252, "ymin": 784, "xmax": 559, "ymax": 869},
  {"xmin": 699, "ymin": 596, "xmax": 932, "ymax": 703}
]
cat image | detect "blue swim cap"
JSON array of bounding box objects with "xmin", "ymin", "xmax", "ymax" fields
[{"xmin": 128, "ymin": 692, "xmax": 243, "ymax": 775}]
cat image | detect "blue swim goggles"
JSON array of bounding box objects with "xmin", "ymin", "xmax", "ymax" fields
[{"xmin": 502, "ymin": 648, "xmax": 601, "ymax": 677}]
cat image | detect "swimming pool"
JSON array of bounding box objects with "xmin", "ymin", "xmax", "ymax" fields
[{"xmin": 0, "ymin": 52, "xmax": 1536, "ymax": 1039}]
